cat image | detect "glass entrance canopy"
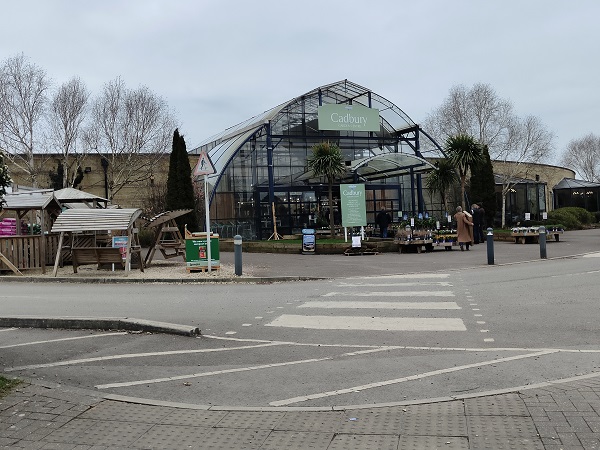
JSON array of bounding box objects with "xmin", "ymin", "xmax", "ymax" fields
[{"xmin": 190, "ymin": 80, "xmax": 444, "ymax": 239}]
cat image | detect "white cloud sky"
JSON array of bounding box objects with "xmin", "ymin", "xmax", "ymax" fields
[{"xmin": 2, "ymin": 0, "xmax": 599, "ymax": 164}]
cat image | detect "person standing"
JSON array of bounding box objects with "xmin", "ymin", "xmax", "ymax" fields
[
  {"xmin": 476, "ymin": 203, "xmax": 486, "ymax": 243},
  {"xmin": 375, "ymin": 207, "xmax": 392, "ymax": 238},
  {"xmin": 454, "ymin": 206, "xmax": 474, "ymax": 251},
  {"xmin": 471, "ymin": 204, "xmax": 483, "ymax": 244}
]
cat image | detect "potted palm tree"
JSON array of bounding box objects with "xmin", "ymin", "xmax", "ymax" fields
[
  {"xmin": 426, "ymin": 158, "xmax": 458, "ymax": 218},
  {"xmin": 445, "ymin": 134, "xmax": 484, "ymax": 209},
  {"xmin": 308, "ymin": 142, "xmax": 346, "ymax": 238}
]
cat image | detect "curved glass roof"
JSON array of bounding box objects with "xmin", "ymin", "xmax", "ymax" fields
[{"xmin": 190, "ymin": 79, "xmax": 444, "ymax": 181}]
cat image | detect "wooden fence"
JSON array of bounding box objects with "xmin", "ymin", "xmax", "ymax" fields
[{"xmin": 0, "ymin": 235, "xmax": 59, "ymax": 271}]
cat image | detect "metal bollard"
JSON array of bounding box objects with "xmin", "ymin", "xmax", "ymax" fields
[
  {"xmin": 486, "ymin": 228, "xmax": 494, "ymax": 265},
  {"xmin": 539, "ymin": 226, "xmax": 547, "ymax": 259},
  {"xmin": 234, "ymin": 234, "xmax": 243, "ymax": 276}
]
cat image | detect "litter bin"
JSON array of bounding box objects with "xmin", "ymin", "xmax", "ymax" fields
[{"xmin": 302, "ymin": 228, "xmax": 316, "ymax": 254}]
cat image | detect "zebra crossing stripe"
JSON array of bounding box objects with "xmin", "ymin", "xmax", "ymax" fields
[
  {"xmin": 352, "ymin": 273, "xmax": 450, "ymax": 279},
  {"xmin": 338, "ymin": 281, "xmax": 452, "ymax": 287},
  {"xmin": 298, "ymin": 301, "xmax": 461, "ymax": 310},
  {"xmin": 265, "ymin": 314, "xmax": 466, "ymax": 331},
  {"xmin": 323, "ymin": 291, "xmax": 454, "ymax": 297}
]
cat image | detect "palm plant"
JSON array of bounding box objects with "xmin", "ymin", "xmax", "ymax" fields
[
  {"xmin": 445, "ymin": 134, "xmax": 484, "ymax": 209},
  {"xmin": 308, "ymin": 142, "xmax": 346, "ymax": 237},
  {"xmin": 426, "ymin": 158, "xmax": 458, "ymax": 216}
]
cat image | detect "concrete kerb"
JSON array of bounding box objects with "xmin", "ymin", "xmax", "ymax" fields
[
  {"xmin": 0, "ymin": 275, "xmax": 329, "ymax": 284},
  {"xmin": 0, "ymin": 316, "xmax": 200, "ymax": 336}
]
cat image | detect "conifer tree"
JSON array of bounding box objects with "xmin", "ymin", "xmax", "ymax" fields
[
  {"xmin": 0, "ymin": 152, "xmax": 11, "ymax": 208},
  {"xmin": 165, "ymin": 129, "xmax": 199, "ymax": 232},
  {"xmin": 468, "ymin": 145, "xmax": 496, "ymax": 227}
]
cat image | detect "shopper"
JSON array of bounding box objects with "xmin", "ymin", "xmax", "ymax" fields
[
  {"xmin": 454, "ymin": 206, "xmax": 474, "ymax": 251},
  {"xmin": 375, "ymin": 207, "xmax": 392, "ymax": 238}
]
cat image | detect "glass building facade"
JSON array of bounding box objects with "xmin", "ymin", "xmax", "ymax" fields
[
  {"xmin": 495, "ymin": 175, "xmax": 547, "ymax": 225},
  {"xmin": 554, "ymin": 178, "xmax": 600, "ymax": 212},
  {"xmin": 191, "ymin": 80, "xmax": 445, "ymax": 239}
]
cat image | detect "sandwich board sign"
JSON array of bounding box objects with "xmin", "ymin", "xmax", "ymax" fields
[{"xmin": 193, "ymin": 150, "xmax": 215, "ymax": 176}]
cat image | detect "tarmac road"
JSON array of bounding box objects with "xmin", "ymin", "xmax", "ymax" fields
[{"xmin": 2, "ymin": 230, "xmax": 600, "ymax": 409}]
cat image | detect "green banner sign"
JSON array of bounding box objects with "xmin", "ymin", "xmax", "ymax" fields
[
  {"xmin": 340, "ymin": 183, "xmax": 367, "ymax": 227},
  {"xmin": 318, "ymin": 104, "xmax": 380, "ymax": 132}
]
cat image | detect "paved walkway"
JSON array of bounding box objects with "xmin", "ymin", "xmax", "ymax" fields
[{"xmin": 2, "ymin": 229, "xmax": 600, "ymax": 449}]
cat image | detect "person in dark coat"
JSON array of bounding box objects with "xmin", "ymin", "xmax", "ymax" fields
[
  {"xmin": 471, "ymin": 203, "xmax": 486, "ymax": 244},
  {"xmin": 375, "ymin": 207, "xmax": 392, "ymax": 238}
]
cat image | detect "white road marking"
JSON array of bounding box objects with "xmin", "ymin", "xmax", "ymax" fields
[
  {"xmin": 0, "ymin": 332, "xmax": 127, "ymax": 349},
  {"xmin": 323, "ymin": 291, "xmax": 454, "ymax": 297},
  {"xmin": 225, "ymin": 331, "xmax": 237, "ymax": 335},
  {"xmin": 5, "ymin": 342, "xmax": 281, "ymax": 372},
  {"xmin": 337, "ymin": 282, "xmax": 452, "ymax": 287},
  {"xmin": 351, "ymin": 273, "xmax": 450, "ymax": 279},
  {"xmin": 583, "ymin": 253, "xmax": 600, "ymax": 258},
  {"xmin": 269, "ymin": 350, "xmax": 558, "ymax": 406},
  {"xmin": 203, "ymin": 335, "xmax": 600, "ymax": 354},
  {"xmin": 484, "ymin": 338, "xmax": 495, "ymax": 342},
  {"xmin": 0, "ymin": 328, "xmax": 18, "ymax": 332},
  {"xmin": 265, "ymin": 315, "xmax": 466, "ymax": 331},
  {"xmin": 95, "ymin": 347, "xmax": 397, "ymax": 390},
  {"xmin": 298, "ymin": 301, "xmax": 461, "ymax": 310},
  {"xmin": 95, "ymin": 357, "xmax": 331, "ymax": 389}
]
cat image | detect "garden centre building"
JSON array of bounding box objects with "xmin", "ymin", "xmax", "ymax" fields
[{"xmin": 190, "ymin": 79, "xmax": 446, "ymax": 240}]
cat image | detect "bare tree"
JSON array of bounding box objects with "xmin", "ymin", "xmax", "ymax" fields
[
  {"xmin": 423, "ymin": 83, "xmax": 513, "ymax": 158},
  {"xmin": 560, "ymin": 133, "xmax": 600, "ymax": 182},
  {"xmin": 495, "ymin": 115, "xmax": 555, "ymax": 227},
  {"xmin": 425, "ymin": 83, "xmax": 555, "ymax": 226},
  {"xmin": 86, "ymin": 77, "xmax": 177, "ymax": 200},
  {"xmin": 0, "ymin": 54, "xmax": 51, "ymax": 187},
  {"xmin": 48, "ymin": 77, "xmax": 89, "ymax": 188}
]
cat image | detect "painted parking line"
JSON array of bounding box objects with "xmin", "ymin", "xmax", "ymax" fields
[
  {"xmin": 0, "ymin": 332, "xmax": 128, "ymax": 349},
  {"xmin": 265, "ymin": 315, "xmax": 466, "ymax": 331},
  {"xmin": 269, "ymin": 349, "xmax": 559, "ymax": 406},
  {"xmin": 0, "ymin": 328, "xmax": 18, "ymax": 332},
  {"xmin": 95, "ymin": 347, "xmax": 397, "ymax": 389},
  {"xmin": 322, "ymin": 291, "xmax": 454, "ymax": 297},
  {"xmin": 298, "ymin": 301, "xmax": 461, "ymax": 310},
  {"xmin": 5, "ymin": 342, "xmax": 281, "ymax": 372}
]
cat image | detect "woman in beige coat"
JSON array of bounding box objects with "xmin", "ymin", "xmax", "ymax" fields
[{"xmin": 454, "ymin": 206, "xmax": 474, "ymax": 251}]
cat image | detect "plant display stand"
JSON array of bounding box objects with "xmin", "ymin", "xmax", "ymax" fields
[
  {"xmin": 432, "ymin": 231, "xmax": 458, "ymax": 250},
  {"xmin": 511, "ymin": 226, "xmax": 564, "ymax": 244}
]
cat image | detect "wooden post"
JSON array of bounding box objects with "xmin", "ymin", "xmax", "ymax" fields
[
  {"xmin": 52, "ymin": 232, "xmax": 65, "ymax": 277},
  {"xmin": 0, "ymin": 251, "xmax": 23, "ymax": 276}
]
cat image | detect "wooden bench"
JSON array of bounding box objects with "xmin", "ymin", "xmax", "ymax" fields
[{"xmin": 71, "ymin": 247, "xmax": 125, "ymax": 273}]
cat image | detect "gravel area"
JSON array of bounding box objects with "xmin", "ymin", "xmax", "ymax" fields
[{"xmin": 8, "ymin": 258, "xmax": 257, "ymax": 280}]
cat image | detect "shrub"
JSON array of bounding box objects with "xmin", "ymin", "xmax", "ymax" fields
[
  {"xmin": 548, "ymin": 206, "xmax": 594, "ymax": 230},
  {"xmin": 138, "ymin": 228, "xmax": 155, "ymax": 248},
  {"xmin": 594, "ymin": 211, "xmax": 600, "ymax": 223},
  {"xmin": 557, "ymin": 207, "xmax": 595, "ymax": 224}
]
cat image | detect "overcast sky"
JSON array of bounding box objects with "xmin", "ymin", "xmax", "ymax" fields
[{"xmin": 2, "ymin": 1, "xmax": 599, "ymax": 164}]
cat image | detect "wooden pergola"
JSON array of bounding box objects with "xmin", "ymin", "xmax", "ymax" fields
[{"xmin": 51, "ymin": 208, "xmax": 144, "ymax": 277}]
